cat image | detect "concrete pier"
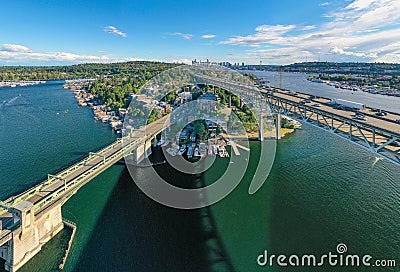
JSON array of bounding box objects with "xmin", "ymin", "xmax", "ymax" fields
[
  {"xmin": 275, "ymin": 114, "xmax": 281, "ymax": 140},
  {"xmin": 258, "ymin": 112, "xmax": 264, "ymax": 141},
  {"xmin": 0, "ymin": 200, "xmax": 64, "ymax": 272},
  {"xmin": 130, "ymin": 139, "xmax": 153, "ymax": 163}
]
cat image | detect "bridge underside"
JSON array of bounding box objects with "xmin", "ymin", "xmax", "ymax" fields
[{"xmin": 267, "ymin": 95, "xmax": 400, "ymax": 165}]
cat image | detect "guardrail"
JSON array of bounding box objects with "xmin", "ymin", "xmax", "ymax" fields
[
  {"xmin": 4, "ymin": 138, "xmax": 125, "ymax": 208},
  {"xmin": 35, "ymin": 137, "xmax": 144, "ymax": 211}
]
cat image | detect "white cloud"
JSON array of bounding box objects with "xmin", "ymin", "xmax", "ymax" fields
[
  {"xmin": 168, "ymin": 32, "xmax": 193, "ymax": 40},
  {"xmin": 319, "ymin": 2, "xmax": 330, "ymax": 6},
  {"xmin": 220, "ymin": 0, "xmax": 400, "ymax": 64},
  {"xmin": 1, "ymin": 44, "xmax": 32, "ymax": 53},
  {"xmin": 103, "ymin": 25, "xmax": 127, "ymax": 38},
  {"xmin": 172, "ymin": 58, "xmax": 191, "ymax": 64},
  {"xmin": 330, "ymin": 46, "xmax": 378, "ymax": 58},
  {"xmin": 376, "ymin": 53, "xmax": 400, "ymax": 63},
  {"xmin": 0, "ymin": 46, "xmax": 141, "ymax": 64},
  {"xmin": 220, "ymin": 24, "xmax": 316, "ymax": 46},
  {"xmin": 201, "ymin": 34, "xmax": 216, "ymax": 39}
]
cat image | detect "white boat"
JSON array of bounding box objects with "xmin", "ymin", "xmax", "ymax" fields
[
  {"xmin": 166, "ymin": 147, "xmax": 178, "ymax": 156},
  {"xmin": 199, "ymin": 143, "xmax": 206, "ymax": 156},
  {"xmin": 187, "ymin": 147, "xmax": 193, "ymax": 158},
  {"xmin": 178, "ymin": 145, "xmax": 186, "ymax": 155},
  {"xmin": 218, "ymin": 146, "xmax": 230, "ymax": 158},
  {"xmin": 208, "ymin": 145, "xmax": 213, "ymax": 156},
  {"xmin": 213, "ymin": 145, "xmax": 218, "ymax": 155}
]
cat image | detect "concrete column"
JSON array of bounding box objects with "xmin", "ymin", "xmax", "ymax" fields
[
  {"xmin": 258, "ymin": 112, "xmax": 264, "ymax": 141},
  {"xmin": 132, "ymin": 143, "xmax": 145, "ymax": 163},
  {"xmin": 7, "ymin": 201, "xmax": 63, "ymax": 272},
  {"xmin": 152, "ymin": 136, "xmax": 157, "ymax": 147},
  {"xmin": 275, "ymin": 114, "xmax": 281, "ymax": 140},
  {"xmin": 144, "ymin": 140, "xmax": 152, "ymax": 158}
]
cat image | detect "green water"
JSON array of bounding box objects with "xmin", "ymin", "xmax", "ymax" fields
[
  {"xmin": 1, "ymin": 82, "xmax": 399, "ymax": 271},
  {"xmin": 209, "ymin": 127, "xmax": 400, "ymax": 272}
]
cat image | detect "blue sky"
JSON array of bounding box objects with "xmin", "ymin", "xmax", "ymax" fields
[{"xmin": 1, "ymin": 0, "xmax": 399, "ymax": 65}]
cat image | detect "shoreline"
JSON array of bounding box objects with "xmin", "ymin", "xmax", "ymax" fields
[
  {"xmin": 63, "ymin": 79, "xmax": 124, "ymax": 133},
  {"xmin": 63, "ymin": 79, "xmax": 298, "ymax": 141},
  {"xmin": 247, "ymin": 127, "xmax": 295, "ymax": 140},
  {"xmin": 307, "ymin": 77, "xmax": 400, "ymax": 97},
  {"xmin": 0, "ymin": 80, "xmax": 46, "ymax": 88}
]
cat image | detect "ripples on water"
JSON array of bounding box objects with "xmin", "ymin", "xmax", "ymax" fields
[{"xmin": 0, "ymin": 82, "xmax": 116, "ymax": 199}]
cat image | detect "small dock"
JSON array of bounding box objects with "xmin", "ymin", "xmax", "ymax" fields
[
  {"xmin": 230, "ymin": 141, "xmax": 240, "ymax": 156},
  {"xmin": 229, "ymin": 141, "xmax": 250, "ymax": 156},
  {"xmin": 236, "ymin": 143, "xmax": 250, "ymax": 152}
]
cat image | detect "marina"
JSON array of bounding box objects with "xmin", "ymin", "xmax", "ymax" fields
[
  {"xmin": 308, "ymin": 77, "xmax": 400, "ymax": 96},
  {"xmin": 0, "ymin": 80, "xmax": 46, "ymax": 88}
]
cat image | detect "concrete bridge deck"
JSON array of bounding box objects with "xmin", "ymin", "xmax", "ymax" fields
[
  {"xmin": 270, "ymin": 89, "xmax": 400, "ymax": 135},
  {"xmin": 265, "ymin": 88, "xmax": 400, "ymax": 164},
  {"xmin": 1, "ymin": 116, "xmax": 169, "ymax": 217}
]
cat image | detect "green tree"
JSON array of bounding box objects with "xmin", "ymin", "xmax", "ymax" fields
[{"xmin": 194, "ymin": 120, "xmax": 208, "ymax": 141}]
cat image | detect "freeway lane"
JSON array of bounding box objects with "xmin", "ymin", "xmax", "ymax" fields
[
  {"xmin": 272, "ymin": 90, "xmax": 400, "ymax": 136},
  {"xmin": 1, "ymin": 115, "xmax": 170, "ymax": 218}
]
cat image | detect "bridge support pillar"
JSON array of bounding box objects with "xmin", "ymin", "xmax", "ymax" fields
[
  {"xmin": 131, "ymin": 143, "xmax": 145, "ymax": 163},
  {"xmin": 3, "ymin": 201, "xmax": 63, "ymax": 272},
  {"xmin": 152, "ymin": 136, "xmax": 157, "ymax": 147},
  {"xmin": 258, "ymin": 112, "xmax": 264, "ymax": 141},
  {"xmin": 144, "ymin": 140, "xmax": 152, "ymax": 158},
  {"xmin": 130, "ymin": 139, "xmax": 154, "ymax": 163},
  {"xmin": 275, "ymin": 114, "xmax": 281, "ymax": 140}
]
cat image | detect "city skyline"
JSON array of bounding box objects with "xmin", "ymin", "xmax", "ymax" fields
[{"xmin": 1, "ymin": 0, "xmax": 399, "ymax": 65}]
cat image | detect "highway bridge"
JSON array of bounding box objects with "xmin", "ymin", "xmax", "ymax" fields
[
  {"xmin": 265, "ymin": 88, "xmax": 400, "ymax": 165},
  {"xmin": 0, "ymin": 116, "xmax": 170, "ymax": 271},
  {"xmin": 0, "ymin": 71, "xmax": 399, "ymax": 271},
  {"xmin": 194, "ymin": 71, "xmax": 399, "ymax": 164}
]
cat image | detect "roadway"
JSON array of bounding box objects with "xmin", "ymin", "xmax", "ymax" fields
[
  {"xmin": 0, "ymin": 116, "xmax": 170, "ymax": 227},
  {"xmin": 271, "ymin": 89, "xmax": 400, "ymax": 136}
]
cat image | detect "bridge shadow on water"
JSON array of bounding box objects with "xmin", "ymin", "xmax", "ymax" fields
[{"xmin": 73, "ymin": 148, "xmax": 235, "ymax": 272}]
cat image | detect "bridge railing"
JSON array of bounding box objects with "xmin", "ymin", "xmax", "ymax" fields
[
  {"xmin": 34, "ymin": 136, "xmax": 145, "ymax": 211},
  {"xmin": 3, "ymin": 138, "xmax": 125, "ymax": 208},
  {"xmin": 267, "ymin": 94, "xmax": 400, "ymax": 165}
]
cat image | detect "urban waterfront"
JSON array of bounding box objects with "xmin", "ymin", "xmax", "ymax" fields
[
  {"xmin": 1, "ymin": 79, "xmax": 399, "ymax": 272},
  {"xmin": 252, "ymin": 71, "xmax": 400, "ymax": 114}
]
